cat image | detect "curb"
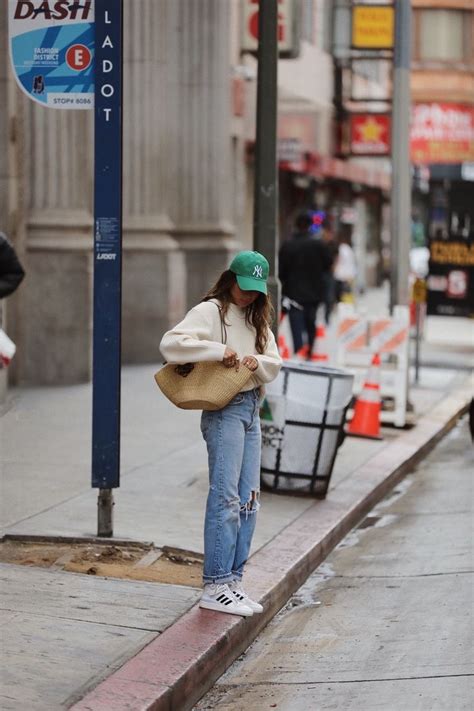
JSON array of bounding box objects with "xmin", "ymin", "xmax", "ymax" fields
[{"xmin": 71, "ymin": 386, "xmax": 470, "ymax": 711}]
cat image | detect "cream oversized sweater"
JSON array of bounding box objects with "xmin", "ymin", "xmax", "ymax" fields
[{"xmin": 159, "ymin": 300, "xmax": 282, "ymax": 391}]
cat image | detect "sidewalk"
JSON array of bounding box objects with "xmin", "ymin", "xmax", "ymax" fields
[{"xmin": 1, "ymin": 334, "xmax": 472, "ymax": 709}]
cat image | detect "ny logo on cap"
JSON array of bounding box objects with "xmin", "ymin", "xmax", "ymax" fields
[{"xmin": 253, "ymin": 265, "xmax": 263, "ymax": 278}]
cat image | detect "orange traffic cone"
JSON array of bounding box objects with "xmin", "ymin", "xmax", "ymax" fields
[
  {"xmin": 347, "ymin": 353, "xmax": 383, "ymax": 440},
  {"xmin": 278, "ymin": 333, "xmax": 290, "ymax": 360},
  {"xmin": 310, "ymin": 325, "xmax": 329, "ymax": 362}
]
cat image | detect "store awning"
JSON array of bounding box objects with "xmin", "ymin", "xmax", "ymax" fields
[{"xmin": 278, "ymin": 150, "xmax": 391, "ymax": 191}]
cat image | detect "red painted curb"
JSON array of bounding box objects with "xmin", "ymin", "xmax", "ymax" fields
[{"xmin": 72, "ymin": 387, "xmax": 470, "ymax": 711}]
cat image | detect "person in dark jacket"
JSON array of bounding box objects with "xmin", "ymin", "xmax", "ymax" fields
[
  {"xmin": 0, "ymin": 233, "xmax": 25, "ymax": 299},
  {"xmin": 320, "ymin": 218, "xmax": 339, "ymax": 325},
  {"xmin": 279, "ymin": 212, "xmax": 332, "ymax": 357}
]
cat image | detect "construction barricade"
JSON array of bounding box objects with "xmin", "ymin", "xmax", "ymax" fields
[
  {"xmin": 335, "ymin": 303, "xmax": 410, "ymax": 427},
  {"xmin": 260, "ymin": 362, "xmax": 354, "ymax": 497}
]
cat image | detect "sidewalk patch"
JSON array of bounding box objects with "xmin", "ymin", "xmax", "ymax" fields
[{"xmin": 0, "ymin": 540, "xmax": 203, "ymax": 586}]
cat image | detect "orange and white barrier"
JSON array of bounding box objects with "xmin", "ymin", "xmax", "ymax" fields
[
  {"xmin": 336, "ymin": 303, "xmax": 410, "ymax": 427},
  {"xmin": 278, "ymin": 313, "xmax": 293, "ymax": 360}
]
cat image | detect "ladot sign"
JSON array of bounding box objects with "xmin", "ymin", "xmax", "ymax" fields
[
  {"xmin": 8, "ymin": 0, "xmax": 94, "ymax": 108},
  {"xmin": 92, "ymin": 0, "xmax": 123, "ymax": 495},
  {"xmin": 9, "ymin": 0, "xmax": 124, "ymax": 528}
]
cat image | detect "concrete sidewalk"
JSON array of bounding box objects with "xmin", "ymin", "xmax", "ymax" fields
[{"xmin": 0, "ymin": 357, "xmax": 472, "ymax": 709}]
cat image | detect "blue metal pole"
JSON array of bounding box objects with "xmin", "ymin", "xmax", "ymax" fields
[{"xmin": 92, "ymin": 0, "xmax": 123, "ymax": 536}]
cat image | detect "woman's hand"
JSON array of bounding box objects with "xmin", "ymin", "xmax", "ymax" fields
[
  {"xmin": 242, "ymin": 355, "xmax": 258, "ymax": 372},
  {"xmin": 223, "ymin": 347, "xmax": 240, "ymax": 369}
]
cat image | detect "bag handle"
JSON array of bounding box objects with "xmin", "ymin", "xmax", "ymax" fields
[{"xmin": 211, "ymin": 300, "xmax": 227, "ymax": 345}]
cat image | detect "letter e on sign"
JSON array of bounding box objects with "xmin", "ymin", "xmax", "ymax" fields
[{"xmin": 66, "ymin": 44, "xmax": 92, "ymax": 71}]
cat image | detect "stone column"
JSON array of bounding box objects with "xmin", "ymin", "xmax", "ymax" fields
[
  {"xmin": 19, "ymin": 99, "xmax": 94, "ymax": 384},
  {"xmin": 167, "ymin": 0, "xmax": 239, "ymax": 307},
  {"xmin": 121, "ymin": 0, "xmax": 185, "ymax": 362}
]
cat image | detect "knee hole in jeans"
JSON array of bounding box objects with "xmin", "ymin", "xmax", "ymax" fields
[{"xmin": 240, "ymin": 490, "xmax": 260, "ymax": 518}]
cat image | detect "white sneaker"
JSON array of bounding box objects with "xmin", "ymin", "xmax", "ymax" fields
[
  {"xmin": 230, "ymin": 582, "xmax": 263, "ymax": 614},
  {"xmin": 199, "ymin": 583, "xmax": 253, "ymax": 617}
]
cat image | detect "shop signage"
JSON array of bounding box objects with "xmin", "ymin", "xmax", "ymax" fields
[
  {"xmin": 8, "ymin": 0, "xmax": 94, "ymax": 108},
  {"xmin": 278, "ymin": 138, "xmax": 303, "ymax": 165},
  {"xmin": 427, "ymin": 237, "xmax": 474, "ymax": 318},
  {"xmin": 241, "ymin": 0, "xmax": 300, "ymax": 58},
  {"xmin": 277, "ymin": 113, "xmax": 315, "ymax": 171},
  {"xmin": 349, "ymin": 113, "xmax": 391, "ymax": 156},
  {"xmin": 351, "ymin": 4, "xmax": 394, "ymax": 50},
  {"xmin": 411, "ymin": 104, "xmax": 474, "ymax": 165}
]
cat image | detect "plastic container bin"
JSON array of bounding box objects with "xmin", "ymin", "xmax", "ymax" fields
[{"xmin": 260, "ymin": 361, "xmax": 354, "ymax": 497}]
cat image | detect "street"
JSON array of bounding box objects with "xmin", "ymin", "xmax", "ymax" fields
[
  {"xmin": 0, "ymin": 311, "xmax": 471, "ymax": 710},
  {"xmin": 195, "ymin": 418, "xmax": 473, "ymax": 711}
]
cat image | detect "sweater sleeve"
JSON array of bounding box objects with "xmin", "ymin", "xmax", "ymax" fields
[
  {"xmin": 159, "ymin": 302, "xmax": 227, "ymax": 364},
  {"xmin": 251, "ymin": 328, "xmax": 282, "ymax": 386}
]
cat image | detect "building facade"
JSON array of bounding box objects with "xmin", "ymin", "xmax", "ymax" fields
[
  {"xmin": 1, "ymin": 0, "xmax": 394, "ymax": 388},
  {"xmin": 410, "ymin": 0, "xmax": 474, "ymax": 244},
  {"xmin": 2, "ymin": 0, "xmax": 242, "ymax": 386}
]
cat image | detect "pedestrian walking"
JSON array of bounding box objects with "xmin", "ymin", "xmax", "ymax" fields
[
  {"xmin": 320, "ymin": 218, "xmax": 339, "ymax": 324},
  {"xmin": 0, "ymin": 232, "xmax": 25, "ymax": 299},
  {"xmin": 160, "ymin": 251, "xmax": 281, "ymax": 617},
  {"xmin": 279, "ymin": 211, "xmax": 332, "ymax": 357},
  {"xmin": 334, "ymin": 234, "xmax": 357, "ymax": 303}
]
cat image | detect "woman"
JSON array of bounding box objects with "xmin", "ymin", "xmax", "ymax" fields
[{"xmin": 160, "ymin": 251, "xmax": 281, "ymax": 617}]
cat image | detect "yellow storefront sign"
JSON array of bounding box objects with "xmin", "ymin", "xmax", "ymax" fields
[{"xmin": 352, "ymin": 5, "xmax": 394, "ymax": 49}]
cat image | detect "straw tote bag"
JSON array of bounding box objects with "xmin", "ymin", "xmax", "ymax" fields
[{"xmin": 154, "ymin": 302, "xmax": 252, "ymax": 411}]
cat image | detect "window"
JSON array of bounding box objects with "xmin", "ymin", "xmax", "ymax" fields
[{"xmin": 414, "ymin": 9, "xmax": 471, "ymax": 64}]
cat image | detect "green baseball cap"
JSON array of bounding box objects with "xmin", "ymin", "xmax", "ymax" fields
[{"xmin": 229, "ymin": 251, "xmax": 269, "ymax": 295}]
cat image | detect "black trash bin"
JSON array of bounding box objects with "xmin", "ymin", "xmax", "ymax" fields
[{"xmin": 260, "ymin": 362, "xmax": 354, "ymax": 497}]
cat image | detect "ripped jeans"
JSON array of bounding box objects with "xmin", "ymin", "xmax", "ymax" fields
[{"xmin": 200, "ymin": 388, "xmax": 261, "ymax": 584}]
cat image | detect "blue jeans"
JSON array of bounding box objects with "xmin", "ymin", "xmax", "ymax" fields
[{"xmin": 200, "ymin": 388, "xmax": 261, "ymax": 584}]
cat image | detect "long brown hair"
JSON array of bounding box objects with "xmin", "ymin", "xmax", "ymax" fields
[{"xmin": 203, "ymin": 270, "xmax": 274, "ymax": 354}]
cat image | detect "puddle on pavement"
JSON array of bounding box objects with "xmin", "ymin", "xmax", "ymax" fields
[{"xmin": 0, "ymin": 539, "xmax": 203, "ymax": 587}]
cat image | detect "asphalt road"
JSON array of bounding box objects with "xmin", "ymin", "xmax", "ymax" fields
[{"xmin": 195, "ymin": 417, "xmax": 474, "ymax": 711}]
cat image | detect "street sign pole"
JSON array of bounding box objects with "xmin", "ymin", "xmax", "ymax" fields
[
  {"xmin": 92, "ymin": 0, "xmax": 123, "ymax": 537},
  {"xmin": 253, "ymin": 0, "xmax": 281, "ymax": 334},
  {"xmin": 390, "ymin": 0, "xmax": 411, "ymax": 312}
]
